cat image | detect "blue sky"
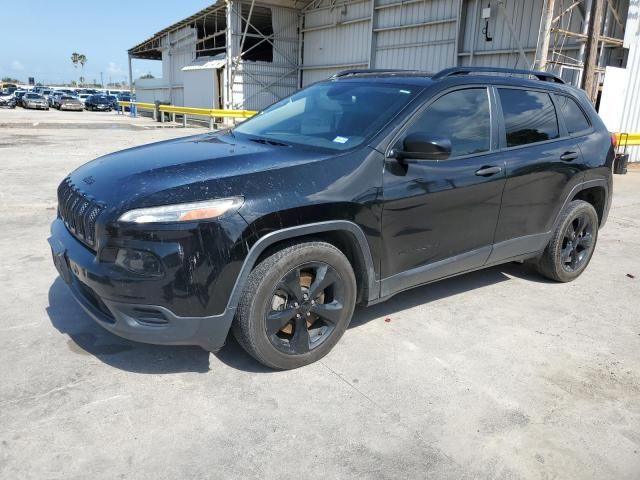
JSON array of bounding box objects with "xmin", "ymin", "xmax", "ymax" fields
[{"xmin": 0, "ymin": 0, "xmax": 212, "ymax": 85}]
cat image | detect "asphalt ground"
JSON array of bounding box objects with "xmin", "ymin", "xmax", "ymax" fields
[{"xmin": 1, "ymin": 108, "xmax": 639, "ymax": 479}]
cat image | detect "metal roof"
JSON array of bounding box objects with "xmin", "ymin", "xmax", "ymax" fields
[
  {"xmin": 182, "ymin": 54, "xmax": 227, "ymax": 71},
  {"xmin": 128, "ymin": 2, "xmax": 226, "ymax": 59}
]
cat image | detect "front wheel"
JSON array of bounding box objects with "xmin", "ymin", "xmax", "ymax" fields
[
  {"xmin": 535, "ymin": 200, "xmax": 599, "ymax": 282},
  {"xmin": 233, "ymin": 241, "xmax": 357, "ymax": 370}
]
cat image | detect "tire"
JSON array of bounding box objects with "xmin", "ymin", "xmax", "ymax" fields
[
  {"xmin": 535, "ymin": 200, "xmax": 599, "ymax": 282},
  {"xmin": 233, "ymin": 241, "xmax": 357, "ymax": 370}
]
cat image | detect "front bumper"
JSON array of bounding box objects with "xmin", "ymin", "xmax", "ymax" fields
[
  {"xmin": 48, "ymin": 219, "xmax": 235, "ymax": 352},
  {"xmin": 60, "ymin": 104, "xmax": 84, "ymax": 111}
]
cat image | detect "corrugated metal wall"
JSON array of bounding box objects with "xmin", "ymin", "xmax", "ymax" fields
[
  {"xmin": 231, "ymin": 3, "xmax": 300, "ymax": 110},
  {"xmin": 299, "ymin": 0, "xmax": 594, "ymax": 86},
  {"xmin": 373, "ymin": 0, "xmax": 457, "ymax": 71},
  {"xmin": 301, "ymin": 0, "xmax": 372, "ymax": 85}
]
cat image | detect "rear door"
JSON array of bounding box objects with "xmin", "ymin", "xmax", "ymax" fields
[
  {"xmin": 488, "ymin": 87, "xmax": 585, "ymax": 263},
  {"xmin": 380, "ymin": 86, "xmax": 506, "ymax": 295}
]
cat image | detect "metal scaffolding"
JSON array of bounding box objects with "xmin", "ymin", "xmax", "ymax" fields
[{"xmin": 534, "ymin": 0, "xmax": 627, "ymax": 100}]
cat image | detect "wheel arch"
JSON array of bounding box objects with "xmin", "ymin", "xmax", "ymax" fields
[
  {"xmin": 553, "ymin": 179, "xmax": 610, "ymax": 230},
  {"xmin": 570, "ymin": 184, "xmax": 607, "ymax": 225},
  {"xmin": 226, "ymin": 221, "xmax": 379, "ymax": 314}
]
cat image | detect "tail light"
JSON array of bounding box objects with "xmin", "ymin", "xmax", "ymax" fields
[{"xmin": 611, "ymin": 133, "xmax": 618, "ymax": 150}]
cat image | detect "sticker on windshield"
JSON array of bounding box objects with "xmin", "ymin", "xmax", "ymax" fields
[{"xmin": 333, "ymin": 136, "xmax": 349, "ymax": 144}]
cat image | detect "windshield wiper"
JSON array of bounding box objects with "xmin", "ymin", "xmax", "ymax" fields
[{"xmin": 248, "ymin": 137, "xmax": 289, "ymax": 147}]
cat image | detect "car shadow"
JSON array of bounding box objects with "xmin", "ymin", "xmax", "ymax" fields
[
  {"xmin": 349, "ymin": 262, "xmax": 549, "ymax": 328},
  {"xmin": 215, "ymin": 262, "xmax": 548, "ymax": 372},
  {"xmin": 46, "ymin": 278, "xmax": 211, "ymax": 374},
  {"xmin": 46, "ymin": 263, "xmax": 549, "ymax": 374}
]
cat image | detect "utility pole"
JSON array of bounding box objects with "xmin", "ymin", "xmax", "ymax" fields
[
  {"xmin": 100, "ymin": 72, "xmax": 104, "ymax": 88},
  {"xmin": 537, "ymin": 0, "xmax": 556, "ymax": 70},
  {"xmin": 581, "ymin": 0, "xmax": 605, "ymax": 102}
]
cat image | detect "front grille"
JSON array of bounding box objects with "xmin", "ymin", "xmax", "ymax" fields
[{"xmin": 57, "ymin": 178, "xmax": 104, "ymax": 248}]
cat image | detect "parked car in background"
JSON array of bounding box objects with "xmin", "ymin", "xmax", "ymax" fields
[
  {"xmin": 77, "ymin": 94, "xmax": 91, "ymax": 105},
  {"xmin": 14, "ymin": 90, "xmax": 27, "ymax": 106},
  {"xmin": 50, "ymin": 91, "xmax": 66, "ymax": 108},
  {"xmin": 106, "ymin": 95, "xmax": 119, "ymax": 110},
  {"xmin": 84, "ymin": 94, "xmax": 112, "ymax": 111},
  {"xmin": 57, "ymin": 95, "xmax": 84, "ymax": 111},
  {"xmin": 40, "ymin": 89, "xmax": 53, "ymax": 103},
  {"xmin": 0, "ymin": 91, "xmax": 17, "ymax": 108},
  {"xmin": 22, "ymin": 93, "xmax": 49, "ymax": 110}
]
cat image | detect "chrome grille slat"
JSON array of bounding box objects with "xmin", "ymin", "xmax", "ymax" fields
[{"xmin": 57, "ymin": 178, "xmax": 104, "ymax": 249}]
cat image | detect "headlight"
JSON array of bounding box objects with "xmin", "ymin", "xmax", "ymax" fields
[{"xmin": 118, "ymin": 196, "xmax": 244, "ymax": 224}]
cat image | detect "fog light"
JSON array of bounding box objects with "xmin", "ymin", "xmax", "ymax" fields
[{"xmin": 115, "ymin": 248, "xmax": 163, "ymax": 277}]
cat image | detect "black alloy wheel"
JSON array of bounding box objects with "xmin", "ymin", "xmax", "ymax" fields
[
  {"xmin": 266, "ymin": 262, "xmax": 345, "ymax": 355},
  {"xmin": 536, "ymin": 200, "xmax": 599, "ymax": 282},
  {"xmin": 234, "ymin": 241, "xmax": 357, "ymax": 369},
  {"xmin": 560, "ymin": 212, "xmax": 595, "ymax": 272}
]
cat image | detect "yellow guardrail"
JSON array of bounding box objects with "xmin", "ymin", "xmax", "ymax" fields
[
  {"xmin": 615, "ymin": 132, "xmax": 640, "ymax": 147},
  {"xmin": 117, "ymin": 101, "xmax": 256, "ymax": 119},
  {"xmin": 117, "ymin": 101, "xmax": 155, "ymax": 111},
  {"xmin": 159, "ymin": 104, "xmax": 256, "ymax": 119}
]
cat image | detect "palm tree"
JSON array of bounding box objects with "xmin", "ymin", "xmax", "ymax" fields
[{"xmin": 71, "ymin": 53, "xmax": 87, "ymax": 86}]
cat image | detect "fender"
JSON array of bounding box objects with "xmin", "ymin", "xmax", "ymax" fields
[
  {"xmin": 182, "ymin": 220, "xmax": 379, "ymax": 351},
  {"xmin": 551, "ymin": 178, "xmax": 610, "ymax": 231},
  {"xmin": 230, "ymin": 220, "xmax": 378, "ymax": 307}
]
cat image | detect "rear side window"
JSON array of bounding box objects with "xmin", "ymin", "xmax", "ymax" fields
[
  {"xmin": 556, "ymin": 95, "xmax": 590, "ymax": 134},
  {"xmin": 405, "ymin": 88, "xmax": 491, "ymax": 158},
  {"xmin": 498, "ymin": 89, "xmax": 559, "ymax": 147}
]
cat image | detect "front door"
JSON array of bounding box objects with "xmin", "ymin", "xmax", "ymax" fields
[{"xmin": 380, "ymin": 87, "xmax": 505, "ymax": 297}]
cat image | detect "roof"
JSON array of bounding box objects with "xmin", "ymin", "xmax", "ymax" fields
[
  {"xmin": 128, "ymin": 2, "xmax": 226, "ymax": 60},
  {"xmin": 128, "ymin": 0, "xmax": 303, "ymax": 60},
  {"xmin": 182, "ymin": 54, "xmax": 226, "ymax": 71}
]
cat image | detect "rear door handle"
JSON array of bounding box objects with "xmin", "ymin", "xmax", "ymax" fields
[
  {"xmin": 560, "ymin": 151, "xmax": 579, "ymax": 162},
  {"xmin": 475, "ymin": 166, "xmax": 502, "ymax": 177}
]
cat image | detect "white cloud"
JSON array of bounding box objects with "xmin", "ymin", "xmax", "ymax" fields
[
  {"xmin": 107, "ymin": 61, "xmax": 125, "ymax": 76},
  {"xmin": 11, "ymin": 60, "xmax": 24, "ymax": 71}
]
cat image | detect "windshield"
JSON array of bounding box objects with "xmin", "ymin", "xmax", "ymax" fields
[{"xmin": 234, "ymin": 82, "xmax": 419, "ymax": 151}]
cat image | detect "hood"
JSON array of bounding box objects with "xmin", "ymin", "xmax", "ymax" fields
[{"xmin": 68, "ymin": 131, "xmax": 330, "ymax": 218}]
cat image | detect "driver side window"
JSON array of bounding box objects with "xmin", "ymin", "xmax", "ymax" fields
[{"xmin": 405, "ymin": 88, "xmax": 491, "ymax": 158}]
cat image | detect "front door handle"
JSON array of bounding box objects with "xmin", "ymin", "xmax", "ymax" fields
[
  {"xmin": 560, "ymin": 151, "xmax": 579, "ymax": 162},
  {"xmin": 475, "ymin": 166, "xmax": 502, "ymax": 177}
]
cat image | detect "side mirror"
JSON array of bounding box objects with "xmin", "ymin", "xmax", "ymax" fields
[{"xmin": 393, "ymin": 132, "xmax": 452, "ymax": 160}]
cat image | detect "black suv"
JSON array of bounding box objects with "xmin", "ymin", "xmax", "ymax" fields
[
  {"xmin": 84, "ymin": 95, "xmax": 112, "ymax": 111},
  {"xmin": 49, "ymin": 67, "xmax": 614, "ymax": 369}
]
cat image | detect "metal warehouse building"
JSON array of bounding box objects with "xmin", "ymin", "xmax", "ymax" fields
[{"xmin": 127, "ymin": 0, "xmax": 639, "ymax": 156}]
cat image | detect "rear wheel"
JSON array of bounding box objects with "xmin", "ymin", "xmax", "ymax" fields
[
  {"xmin": 233, "ymin": 241, "xmax": 357, "ymax": 370},
  {"xmin": 535, "ymin": 200, "xmax": 598, "ymax": 282}
]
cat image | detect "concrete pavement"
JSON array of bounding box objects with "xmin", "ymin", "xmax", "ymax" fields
[{"xmin": 1, "ymin": 109, "xmax": 639, "ymax": 479}]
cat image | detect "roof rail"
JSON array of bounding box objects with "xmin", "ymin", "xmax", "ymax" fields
[
  {"xmin": 432, "ymin": 66, "xmax": 565, "ymax": 84},
  {"xmin": 331, "ymin": 69, "xmax": 427, "ymax": 79}
]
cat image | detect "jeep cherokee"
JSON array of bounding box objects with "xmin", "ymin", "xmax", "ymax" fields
[{"xmin": 49, "ymin": 67, "xmax": 614, "ymax": 369}]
